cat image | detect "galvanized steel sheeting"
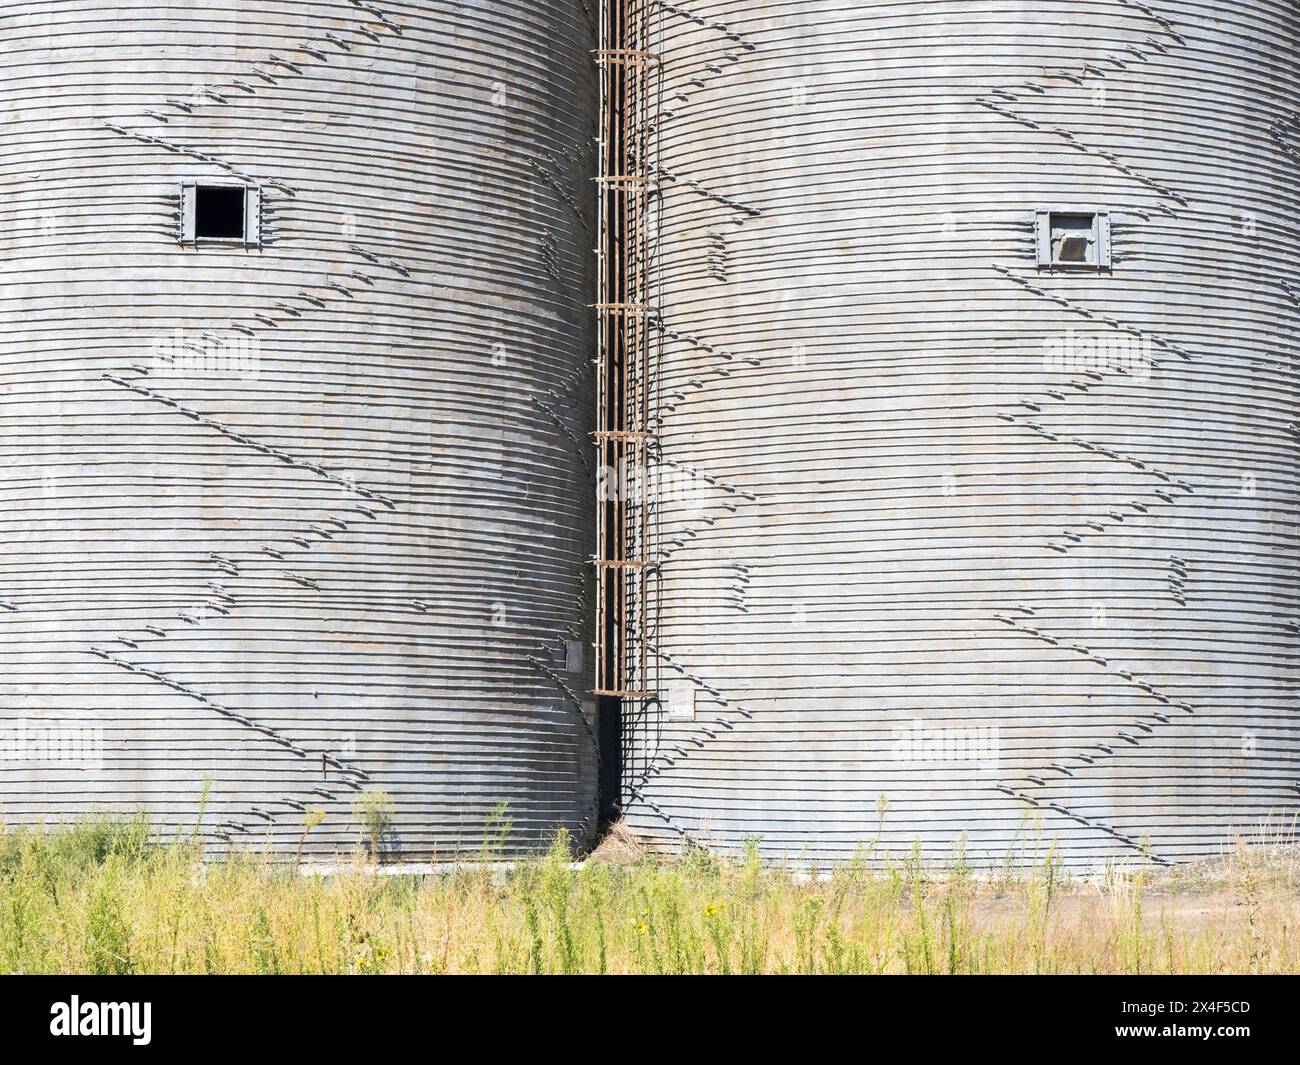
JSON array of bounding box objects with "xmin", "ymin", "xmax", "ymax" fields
[
  {"xmin": 623, "ymin": 0, "xmax": 1300, "ymax": 865},
  {"xmin": 0, "ymin": 1, "xmax": 598, "ymax": 856}
]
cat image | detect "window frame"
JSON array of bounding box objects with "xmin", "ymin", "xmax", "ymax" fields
[
  {"xmin": 180, "ymin": 181, "xmax": 262, "ymax": 247},
  {"xmin": 1035, "ymin": 208, "xmax": 1111, "ymax": 271}
]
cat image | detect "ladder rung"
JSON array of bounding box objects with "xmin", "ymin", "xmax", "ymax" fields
[
  {"xmin": 594, "ymin": 49, "xmax": 661, "ymax": 66},
  {"xmin": 592, "ymin": 430, "xmax": 656, "ymax": 441},
  {"xmin": 591, "ymin": 689, "xmax": 659, "ymax": 699},
  {"xmin": 594, "ymin": 302, "xmax": 658, "ymax": 317},
  {"xmin": 594, "ymin": 175, "xmax": 659, "ymax": 190}
]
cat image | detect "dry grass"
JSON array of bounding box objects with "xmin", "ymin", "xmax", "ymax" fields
[
  {"xmin": 1, "ymin": 816, "xmax": 1297, "ymax": 974},
  {"xmin": 585, "ymin": 819, "xmax": 651, "ymax": 867}
]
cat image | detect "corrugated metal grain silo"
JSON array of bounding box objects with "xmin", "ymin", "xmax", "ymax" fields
[
  {"xmin": 0, "ymin": 1, "xmax": 599, "ymax": 857},
  {"xmin": 621, "ymin": 0, "xmax": 1300, "ymax": 866}
]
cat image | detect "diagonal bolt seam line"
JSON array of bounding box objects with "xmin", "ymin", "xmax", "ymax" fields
[
  {"xmin": 650, "ymin": 451, "xmax": 760, "ymax": 565},
  {"xmin": 1000, "ymin": 783, "xmax": 1172, "ymax": 865},
  {"xmin": 619, "ymin": 646, "xmax": 755, "ymax": 804},
  {"xmin": 992, "ymin": 267, "xmax": 1198, "ymax": 546},
  {"xmin": 102, "ymin": 373, "xmax": 395, "ymax": 510},
  {"xmin": 529, "ymin": 654, "xmax": 604, "ymax": 831},
  {"xmin": 975, "ymin": 2, "xmax": 1191, "ymax": 211},
  {"xmin": 89, "ymin": 648, "xmax": 370, "ymax": 842},
  {"xmin": 624, "ymin": 781, "xmax": 700, "ymax": 845}
]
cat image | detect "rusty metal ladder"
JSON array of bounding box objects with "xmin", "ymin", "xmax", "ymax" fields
[{"xmin": 594, "ymin": 0, "xmax": 662, "ymax": 750}]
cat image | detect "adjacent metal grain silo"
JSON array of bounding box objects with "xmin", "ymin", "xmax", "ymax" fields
[
  {"xmin": 620, "ymin": 0, "xmax": 1300, "ymax": 866},
  {"xmin": 0, "ymin": 1, "xmax": 598, "ymax": 857}
]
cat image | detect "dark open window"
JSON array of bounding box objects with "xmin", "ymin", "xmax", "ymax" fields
[
  {"xmin": 180, "ymin": 182, "xmax": 260, "ymax": 246},
  {"xmin": 194, "ymin": 185, "xmax": 247, "ymax": 240}
]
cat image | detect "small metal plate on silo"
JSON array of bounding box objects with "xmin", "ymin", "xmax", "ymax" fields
[
  {"xmin": 566, "ymin": 640, "xmax": 585, "ymax": 673},
  {"xmin": 665, "ymin": 679, "xmax": 697, "ymax": 722}
]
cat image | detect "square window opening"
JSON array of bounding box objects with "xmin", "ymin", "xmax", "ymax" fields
[
  {"xmin": 1036, "ymin": 209, "xmax": 1111, "ymax": 270},
  {"xmin": 180, "ymin": 182, "xmax": 260, "ymax": 246},
  {"xmin": 195, "ymin": 185, "xmax": 247, "ymax": 240}
]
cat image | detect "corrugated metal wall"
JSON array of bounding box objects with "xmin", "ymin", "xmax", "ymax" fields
[
  {"xmin": 624, "ymin": 0, "xmax": 1300, "ymax": 866},
  {"xmin": 0, "ymin": 1, "xmax": 599, "ymax": 857}
]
